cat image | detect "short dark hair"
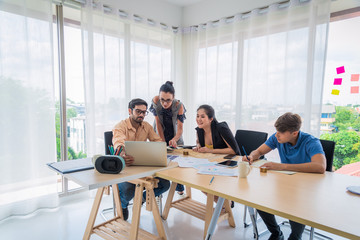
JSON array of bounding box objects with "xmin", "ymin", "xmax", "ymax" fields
[
  {"xmin": 159, "ymin": 81, "xmax": 175, "ymax": 96},
  {"xmin": 128, "ymin": 98, "xmax": 148, "ymax": 110},
  {"xmin": 197, "ymin": 104, "xmax": 217, "ymax": 122},
  {"xmin": 275, "ymin": 112, "xmax": 302, "ymax": 133}
]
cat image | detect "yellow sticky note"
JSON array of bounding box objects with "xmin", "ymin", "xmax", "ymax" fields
[{"xmin": 331, "ymin": 89, "xmax": 340, "ymax": 95}]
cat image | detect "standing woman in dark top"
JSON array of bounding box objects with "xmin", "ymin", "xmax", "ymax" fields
[
  {"xmin": 150, "ymin": 81, "xmax": 186, "ymax": 194},
  {"xmin": 194, "ymin": 104, "xmax": 240, "ymax": 155}
]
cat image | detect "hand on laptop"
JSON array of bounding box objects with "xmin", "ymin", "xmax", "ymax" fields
[{"xmin": 122, "ymin": 155, "xmax": 134, "ymax": 166}]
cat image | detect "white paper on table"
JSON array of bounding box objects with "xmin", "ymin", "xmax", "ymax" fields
[
  {"xmin": 250, "ymin": 159, "xmax": 268, "ymax": 168},
  {"xmin": 167, "ymin": 155, "xmax": 180, "ymax": 161},
  {"xmin": 174, "ymin": 156, "xmax": 210, "ymax": 168},
  {"xmin": 251, "ymin": 159, "xmax": 296, "ymax": 175},
  {"xmin": 197, "ymin": 165, "xmax": 238, "ymax": 177},
  {"xmin": 272, "ymin": 170, "xmax": 296, "ymax": 175},
  {"xmin": 192, "ymin": 162, "xmax": 217, "ymax": 170}
]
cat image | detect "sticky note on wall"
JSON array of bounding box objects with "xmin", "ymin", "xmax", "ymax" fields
[
  {"xmin": 331, "ymin": 89, "xmax": 340, "ymax": 95},
  {"xmin": 333, "ymin": 78, "xmax": 342, "ymax": 85},
  {"xmin": 351, "ymin": 86, "xmax": 359, "ymax": 94},
  {"xmin": 351, "ymin": 74, "xmax": 359, "ymax": 81},
  {"xmin": 336, "ymin": 66, "xmax": 345, "ymax": 74}
]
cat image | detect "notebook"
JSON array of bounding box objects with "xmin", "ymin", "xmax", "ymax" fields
[
  {"xmin": 47, "ymin": 158, "xmax": 94, "ymax": 174},
  {"xmin": 124, "ymin": 141, "xmax": 169, "ymax": 167}
]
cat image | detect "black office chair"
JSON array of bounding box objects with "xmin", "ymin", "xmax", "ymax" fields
[
  {"xmin": 104, "ymin": 131, "xmax": 114, "ymax": 155},
  {"xmin": 235, "ymin": 130, "xmax": 268, "ymax": 160},
  {"xmin": 255, "ymin": 139, "xmax": 336, "ymax": 240},
  {"xmin": 320, "ymin": 139, "xmax": 335, "ymax": 172},
  {"xmin": 306, "ymin": 139, "xmax": 335, "ymax": 239},
  {"xmin": 100, "ymin": 131, "xmax": 117, "ymax": 220},
  {"xmin": 235, "ymin": 129, "xmax": 268, "ymax": 233}
]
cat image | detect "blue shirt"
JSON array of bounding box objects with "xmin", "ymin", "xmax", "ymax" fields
[{"xmin": 265, "ymin": 131, "xmax": 324, "ymax": 164}]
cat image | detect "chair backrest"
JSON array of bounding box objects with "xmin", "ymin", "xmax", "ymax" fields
[
  {"xmin": 235, "ymin": 130, "xmax": 268, "ymax": 159},
  {"xmin": 104, "ymin": 131, "xmax": 113, "ymax": 155},
  {"xmin": 319, "ymin": 139, "xmax": 335, "ymax": 172}
]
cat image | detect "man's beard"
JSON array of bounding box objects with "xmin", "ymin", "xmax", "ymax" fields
[{"xmin": 133, "ymin": 116, "xmax": 143, "ymax": 123}]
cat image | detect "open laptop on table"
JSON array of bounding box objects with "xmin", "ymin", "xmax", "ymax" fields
[{"xmin": 124, "ymin": 141, "xmax": 169, "ymax": 167}]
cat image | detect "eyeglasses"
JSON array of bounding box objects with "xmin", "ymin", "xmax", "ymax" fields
[
  {"xmin": 134, "ymin": 109, "xmax": 149, "ymax": 116},
  {"xmin": 160, "ymin": 98, "xmax": 173, "ymax": 104}
]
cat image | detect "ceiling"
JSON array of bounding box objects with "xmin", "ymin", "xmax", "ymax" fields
[
  {"xmin": 162, "ymin": 0, "xmax": 204, "ymax": 7},
  {"xmin": 161, "ymin": 0, "xmax": 360, "ymax": 12}
]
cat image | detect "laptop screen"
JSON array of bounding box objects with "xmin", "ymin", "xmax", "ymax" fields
[{"xmin": 124, "ymin": 141, "xmax": 168, "ymax": 167}]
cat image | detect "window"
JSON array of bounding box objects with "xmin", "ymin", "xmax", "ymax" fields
[
  {"xmin": 0, "ymin": 0, "xmax": 58, "ymax": 214},
  {"xmin": 196, "ymin": 42, "xmax": 238, "ymax": 131},
  {"xmin": 320, "ymin": 12, "xmax": 360, "ymax": 171}
]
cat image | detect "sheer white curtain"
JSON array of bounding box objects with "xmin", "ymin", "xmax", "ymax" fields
[
  {"xmin": 182, "ymin": 0, "xmax": 330, "ymax": 148},
  {"xmin": 0, "ymin": 0, "xmax": 58, "ymax": 220},
  {"xmin": 81, "ymin": 0, "xmax": 175, "ymax": 156}
]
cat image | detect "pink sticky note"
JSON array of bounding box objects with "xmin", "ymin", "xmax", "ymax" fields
[
  {"xmin": 331, "ymin": 89, "xmax": 340, "ymax": 95},
  {"xmin": 351, "ymin": 74, "xmax": 359, "ymax": 82},
  {"xmin": 336, "ymin": 66, "xmax": 345, "ymax": 74},
  {"xmin": 333, "ymin": 78, "xmax": 342, "ymax": 85},
  {"xmin": 351, "ymin": 86, "xmax": 359, "ymax": 94}
]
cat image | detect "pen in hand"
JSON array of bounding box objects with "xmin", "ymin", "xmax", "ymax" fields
[
  {"xmin": 209, "ymin": 176, "xmax": 214, "ymax": 185},
  {"xmin": 242, "ymin": 146, "xmax": 250, "ymax": 161}
]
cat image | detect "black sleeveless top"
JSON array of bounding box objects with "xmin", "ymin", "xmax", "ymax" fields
[{"xmin": 195, "ymin": 121, "xmax": 240, "ymax": 155}]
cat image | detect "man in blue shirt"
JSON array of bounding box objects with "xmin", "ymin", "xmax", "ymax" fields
[{"xmin": 242, "ymin": 112, "xmax": 326, "ymax": 240}]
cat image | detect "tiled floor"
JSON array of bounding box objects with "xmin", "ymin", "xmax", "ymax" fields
[{"xmin": 0, "ymin": 188, "xmax": 344, "ymax": 240}]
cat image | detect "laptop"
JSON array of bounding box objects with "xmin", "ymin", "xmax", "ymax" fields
[{"xmin": 124, "ymin": 141, "xmax": 169, "ymax": 167}]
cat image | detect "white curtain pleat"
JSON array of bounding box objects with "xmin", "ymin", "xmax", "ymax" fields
[
  {"xmin": 81, "ymin": 0, "xmax": 176, "ymax": 156},
  {"xmin": 0, "ymin": 0, "xmax": 58, "ymax": 221},
  {"xmin": 182, "ymin": 0, "xmax": 330, "ymax": 148}
]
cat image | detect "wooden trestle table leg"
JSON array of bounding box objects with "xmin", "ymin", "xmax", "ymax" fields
[
  {"xmin": 83, "ymin": 187, "xmax": 105, "ymax": 240},
  {"xmin": 162, "ymin": 182, "xmax": 177, "ymax": 220}
]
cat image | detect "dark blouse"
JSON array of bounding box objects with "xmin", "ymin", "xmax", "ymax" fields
[
  {"xmin": 196, "ymin": 121, "xmax": 240, "ymax": 155},
  {"xmin": 162, "ymin": 108, "xmax": 174, "ymax": 145}
]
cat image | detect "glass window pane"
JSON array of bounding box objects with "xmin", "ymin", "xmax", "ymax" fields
[{"xmin": 320, "ymin": 15, "xmax": 360, "ymax": 171}]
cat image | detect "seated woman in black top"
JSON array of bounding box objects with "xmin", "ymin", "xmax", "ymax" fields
[
  {"xmin": 194, "ymin": 104, "xmax": 240, "ymax": 155},
  {"xmin": 194, "ymin": 104, "xmax": 239, "ymax": 208}
]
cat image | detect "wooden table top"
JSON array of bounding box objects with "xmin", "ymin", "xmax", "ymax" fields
[
  {"xmin": 156, "ymin": 154, "xmax": 360, "ymax": 240},
  {"xmin": 63, "ymin": 161, "xmax": 178, "ymax": 190}
]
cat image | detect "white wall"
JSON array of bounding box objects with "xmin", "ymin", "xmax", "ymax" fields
[
  {"xmin": 330, "ymin": 0, "xmax": 360, "ymax": 13},
  {"xmin": 103, "ymin": 0, "xmax": 183, "ymax": 27}
]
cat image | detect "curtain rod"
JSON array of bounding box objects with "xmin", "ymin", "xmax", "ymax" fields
[
  {"xmin": 56, "ymin": 0, "xmax": 335, "ymax": 33},
  {"xmin": 63, "ymin": 0, "xmax": 180, "ymax": 33},
  {"xmin": 186, "ymin": 0, "xmax": 341, "ymax": 30},
  {"xmin": 186, "ymin": 0, "xmax": 298, "ymax": 31}
]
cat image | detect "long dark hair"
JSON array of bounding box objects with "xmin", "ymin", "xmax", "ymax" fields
[
  {"xmin": 197, "ymin": 104, "xmax": 218, "ymax": 123},
  {"xmin": 159, "ymin": 81, "xmax": 175, "ymax": 96}
]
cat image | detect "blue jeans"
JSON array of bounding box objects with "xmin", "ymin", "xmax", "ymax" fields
[
  {"xmin": 257, "ymin": 210, "xmax": 305, "ymax": 240},
  {"xmin": 118, "ymin": 177, "xmax": 170, "ymax": 208}
]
